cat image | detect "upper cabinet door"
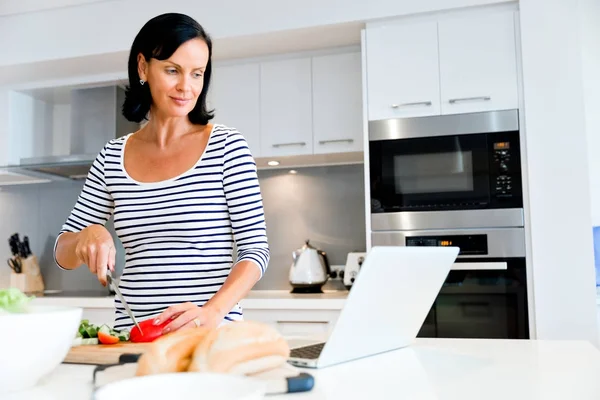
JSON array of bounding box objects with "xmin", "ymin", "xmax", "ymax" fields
[
  {"xmin": 312, "ymin": 51, "xmax": 363, "ymax": 154},
  {"xmin": 210, "ymin": 63, "xmax": 261, "ymax": 157},
  {"xmin": 260, "ymin": 57, "xmax": 313, "ymax": 158},
  {"xmin": 365, "ymin": 21, "xmax": 441, "ymax": 121},
  {"xmin": 438, "ymin": 11, "xmax": 518, "ymax": 115}
]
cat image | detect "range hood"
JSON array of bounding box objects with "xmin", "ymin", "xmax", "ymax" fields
[{"xmin": 18, "ymin": 85, "xmax": 139, "ymax": 180}]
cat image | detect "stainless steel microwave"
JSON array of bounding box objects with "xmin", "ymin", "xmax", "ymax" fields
[{"xmin": 368, "ymin": 109, "xmax": 524, "ymax": 230}]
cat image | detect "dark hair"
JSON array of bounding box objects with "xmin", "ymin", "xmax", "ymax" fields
[{"xmin": 122, "ymin": 13, "xmax": 214, "ymax": 124}]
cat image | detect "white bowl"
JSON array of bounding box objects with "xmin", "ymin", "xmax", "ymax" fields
[
  {"xmin": 0, "ymin": 305, "xmax": 82, "ymax": 395},
  {"xmin": 94, "ymin": 372, "xmax": 267, "ymax": 400}
]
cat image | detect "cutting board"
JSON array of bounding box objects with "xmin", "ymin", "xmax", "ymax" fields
[{"xmin": 64, "ymin": 342, "xmax": 151, "ymax": 365}]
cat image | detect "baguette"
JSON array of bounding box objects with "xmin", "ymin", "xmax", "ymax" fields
[
  {"xmin": 135, "ymin": 326, "xmax": 210, "ymax": 376},
  {"xmin": 187, "ymin": 321, "xmax": 290, "ymax": 375}
]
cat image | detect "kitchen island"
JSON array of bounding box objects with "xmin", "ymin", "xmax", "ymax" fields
[{"xmin": 5, "ymin": 337, "xmax": 600, "ymax": 399}]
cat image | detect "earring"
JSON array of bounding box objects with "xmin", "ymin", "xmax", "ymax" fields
[{"xmin": 139, "ymin": 79, "xmax": 145, "ymax": 85}]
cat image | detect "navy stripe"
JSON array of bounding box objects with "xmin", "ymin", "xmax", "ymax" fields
[{"xmin": 55, "ymin": 125, "xmax": 269, "ymax": 331}]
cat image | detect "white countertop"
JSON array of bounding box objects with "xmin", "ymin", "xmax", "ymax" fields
[
  {"xmin": 30, "ymin": 290, "xmax": 349, "ymax": 310},
  {"xmin": 5, "ymin": 337, "xmax": 600, "ymax": 400}
]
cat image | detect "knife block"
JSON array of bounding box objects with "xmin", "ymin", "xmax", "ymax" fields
[{"xmin": 10, "ymin": 255, "xmax": 45, "ymax": 294}]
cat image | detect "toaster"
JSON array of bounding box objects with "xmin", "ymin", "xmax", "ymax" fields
[{"xmin": 343, "ymin": 252, "xmax": 367, "ymax": 289}]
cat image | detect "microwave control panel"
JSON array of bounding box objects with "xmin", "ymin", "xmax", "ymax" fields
[{"xmin": 493, "ymin": 141, "xmax": 515, "ymax": 197}]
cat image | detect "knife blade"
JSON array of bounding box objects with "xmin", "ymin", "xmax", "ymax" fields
[{"xmin": 106, "ymin": 271, "xmax": 143, "ymax": 335}]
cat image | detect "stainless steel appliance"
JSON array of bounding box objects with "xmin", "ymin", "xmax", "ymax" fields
[
  {"xmin": 369, "ymin": 109, "xmax": 523, "ymax": 230},
  {"xmin": 368, "ymin": 109, "xmax": 529, "ymax": 339},
  {"xmin": 288, "ymin": 240, "xmax": 331, "ymax": 293},
  {"xmin": 372, "ymin": 228, "xmax": 529, "ymax": 339}
]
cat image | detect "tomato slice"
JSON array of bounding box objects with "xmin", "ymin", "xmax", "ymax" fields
[
  {"xmin": 130, "ymin": 318, "xmax": 171, "ymax": 343},
  {"xmin": 98, "ymin": 331, "xmax": 120, "ymax": 345}
]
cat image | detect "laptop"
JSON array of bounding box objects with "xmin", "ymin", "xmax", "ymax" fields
[{"xmin": 287, "ymin": 245, "xmax": 459, "ymax": 369}]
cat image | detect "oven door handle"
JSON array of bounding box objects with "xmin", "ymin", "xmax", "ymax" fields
[{"xmin": 452, "ymin": 262, "xmax": 508, "ymax": 271}]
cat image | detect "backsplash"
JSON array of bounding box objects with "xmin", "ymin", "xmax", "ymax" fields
[{"xmin": 0, "ymin": 164, "xmax": 366, "ymax": 292}]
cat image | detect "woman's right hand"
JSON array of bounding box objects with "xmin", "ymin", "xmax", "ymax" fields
[{"xmin": 75, "ymin": 225, "xmax": 116, "ymax": 287}]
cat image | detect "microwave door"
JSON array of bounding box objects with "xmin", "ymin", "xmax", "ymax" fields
[{"xmin": 370, "ymin": 133, "xmax": 491, "ymax": 213}]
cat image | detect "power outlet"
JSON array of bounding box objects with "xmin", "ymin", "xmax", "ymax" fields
[{"xmin": 329, "ymin": 265, "xmax": 345, "ymax": 280}]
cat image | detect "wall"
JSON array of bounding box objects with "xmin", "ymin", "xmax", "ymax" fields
[
  {"xmin": 579, "ymin": 0, "xmax": 600, "ymax": 287},
  {"xmin": 0, "ymin": 164, "xmax": 365, "ymax": 292},
  {"xmin": 518, "ymin": 0, "xmax": 598, "ymax": 344}
]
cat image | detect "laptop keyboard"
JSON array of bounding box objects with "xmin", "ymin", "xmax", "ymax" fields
[{"xmin": 290, "ymin": 342, "xmax": 325, "ymax": 359}]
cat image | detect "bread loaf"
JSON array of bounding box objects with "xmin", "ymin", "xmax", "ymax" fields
[
  {"xmin": 135, "ymin": 327, "xmax": 210, "ymax": 376},
  {"xmin": 188, "ymin": 321, "xmax": 290, "ymax": 375},
  {"xmin": 135, "ymin": 320, "xmax": 290, "ymax": 377}
]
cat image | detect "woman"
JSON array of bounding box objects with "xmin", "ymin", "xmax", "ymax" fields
[{"xmin": 54, "ymin": 13, "xmax": 270, "ymax": 333}]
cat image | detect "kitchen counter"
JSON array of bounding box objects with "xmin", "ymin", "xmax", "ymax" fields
[
  {"xmin": 30, "ymin": 290, "xmax": 349, "ymax": 310},
  {"xmin": 5, "ymin": 337, "xmax": 600, "ymax": 400}
]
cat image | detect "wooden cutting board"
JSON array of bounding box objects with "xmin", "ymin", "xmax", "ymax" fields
[{"xmin": 63, "ymin": 342, "xmax": 151, "ymax": 365}]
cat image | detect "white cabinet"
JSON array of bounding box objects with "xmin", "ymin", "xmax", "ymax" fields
[
  {"xmin": 0, "ymin": 90, "xmax": 10, "ymax": 166},
  {"xmin": 312, "ymin": 52, "xmax": 364, "ymax": 154},
  {"xmin": 260, "ymin": 57, "xmax": 313, "ymax": 158},
  {"xmin": 210, "ymin": 63, "xmax": 262, "ymax": 157},
  {"xmin": 365, "ymin": 21, "xmax": 441, "ymax": 120},
  {"xmin": 244, "ymin": 309, "xmax": 340, "ymax": 337},
  {"xmin": 438, "ymin": 12, "xmax": 518, "ymax": 114},
  {"xmin": 365, "ymin": 10, "xmax": 518, "ymax": 121}
]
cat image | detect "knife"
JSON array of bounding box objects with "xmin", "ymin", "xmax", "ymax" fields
[
  {"xmin": 22, "ymin": 236, "xmax": 32, "ymax": 256},
  {"xmin": 8, "ymin": 236, "xmax": 19, "ymax": 257},
  {"xmin": 106, "ymin": 271, "xmax": 143, "ymax": 335}
]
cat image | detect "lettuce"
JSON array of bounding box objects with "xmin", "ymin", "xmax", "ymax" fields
[{"xmin": 0, "ymin": 288, "xmax": 34, "ymax": 313}]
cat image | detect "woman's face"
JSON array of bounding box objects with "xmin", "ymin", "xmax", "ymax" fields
[{"xmin": 138, "ymin": 38, "xmax": 209, "ymax": 120}]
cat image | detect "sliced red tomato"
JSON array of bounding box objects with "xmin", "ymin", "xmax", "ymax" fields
[
  {"xmin": 98, "ymin": 331, "xmax": 120, "ymax": 345},
  {"xmin": 130, "ymin": 318, "xmax": 171, "ymax": 343}
]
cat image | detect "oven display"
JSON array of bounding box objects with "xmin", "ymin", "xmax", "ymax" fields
[{"xmin": 406, "ymin": 234, "xmax": 488, "ymax": 255}]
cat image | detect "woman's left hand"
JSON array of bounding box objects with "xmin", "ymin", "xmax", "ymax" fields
[{"xmin": 153, "ymin": 302, "xmax": 223, "ymax": 333}]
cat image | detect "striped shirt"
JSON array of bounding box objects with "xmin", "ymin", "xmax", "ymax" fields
[{"xmin": 54, "ymin": 124, "xmax": 270, "ymax": 330}]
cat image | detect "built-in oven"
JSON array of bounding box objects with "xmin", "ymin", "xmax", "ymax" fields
[
  {"xmin": 369, "ymin": 109, "xmax": 523, "ymax": 231},
  {"xmin": 372, "ymin": 228, "xmax": 529, "ymax": 339}
]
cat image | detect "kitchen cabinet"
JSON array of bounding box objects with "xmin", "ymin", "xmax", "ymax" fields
[
  {"xmin": 242, "ymin": 309, "xmax": 340, "ymax": 337},
  {"xmin": 76, "ymin": 307, "xmax": 340, "ymax": 337},
  {"xmin": 0, "ymin": 90, "xmax": 10, "ymax": 167},
  {"xmin": 210, "ymin": 62, "xmax": 262, "ymax": 157},
  {"xmin": 438, "ymin": 12, "xmax": 518, "ymax": 115},
  {"xmin": 365, "ymin": 10, "xmax": 518, "ymax": 121},
  {"xmin": 312, "ymin": 51, "xmax": 364, "ymax": 154},
  {"xmin": 365, "ymin": 21, "xmax": 441, "ymax": 120},
  {"xmin": 259, "ymin": 57, "xmax": 313, "ymax": 158}
]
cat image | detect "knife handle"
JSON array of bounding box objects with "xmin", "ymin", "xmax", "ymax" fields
[
  {"xmin": 119, "ymin": 353, "xmax": 141, "ymax": 363},
  {"xmin": 286, "ymin": 373, "xmax": 315, "ymax": 393}
]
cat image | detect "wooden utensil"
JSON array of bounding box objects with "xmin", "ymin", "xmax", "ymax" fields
[
  {"xmin": 10, "ymin": 255, "xmax": 45, "ymax": 294},
  {"xmin": 63, "ymin": 342, "xmax": 151, "ymax": 365}
]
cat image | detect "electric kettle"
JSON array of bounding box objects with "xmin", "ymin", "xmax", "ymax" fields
[{"xmin": 289, "ymin": 240, "xmax": 331, "ymax": 293}]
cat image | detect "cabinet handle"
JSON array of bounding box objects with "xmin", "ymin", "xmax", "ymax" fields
[
  {"xmin": 452, "ymin": 262, "xmax": 507, "ymax": 271},
  {"xmin": 448, "ymin": 96, "xmax": 491, "ymax": 104},
  {"xmin": 391, "ymin": 101, "xmax": 432, "ymax": 108},
  {"xmin": 272, "ymin": 142, "xmax": 307, "ymax": 148},
  {"xmin": 318, "ymin": 139, "xmax": 354, "ymax": 145}
]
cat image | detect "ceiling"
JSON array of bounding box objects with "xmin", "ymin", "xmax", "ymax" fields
[{"xmin": 0, "ymin": 0, "xmax": 117, "ymax": 16}]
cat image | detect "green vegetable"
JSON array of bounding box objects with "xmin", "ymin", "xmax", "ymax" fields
[
  {"xmin": 0, "ymin": 288, "xmax": 34, "ymax": 313},
  {"xmin": 74, "ymin": 320, "xmax": 130, "ymax": 342},
  {"xmin": 72, "ymin": 337, "xmax": 99, "ymax": 346}
]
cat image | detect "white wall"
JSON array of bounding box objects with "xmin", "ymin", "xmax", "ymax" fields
[
  {"xmin": 0, "ymin": 90, "xmax": 9, "ymax": 166},
  {"xmin": 0, "ymin": 0, "xmax": 511, "ymax": 67},
  {"xmin": 579, "ymin": 0, "xmax": 600, "ymax": 228},
  {"xmin": 518, "ymin": 0, "xmax": 598, "ymax": 345}
]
